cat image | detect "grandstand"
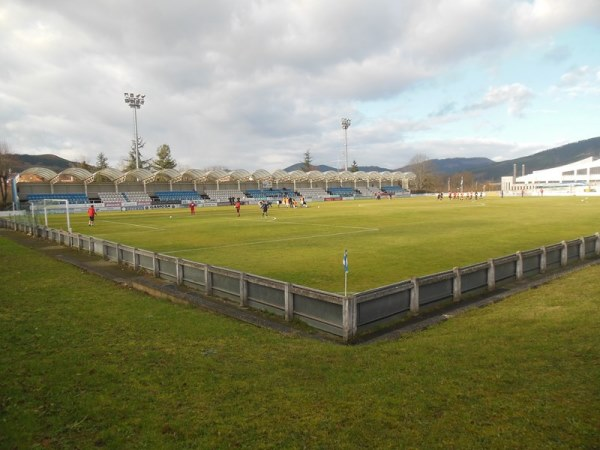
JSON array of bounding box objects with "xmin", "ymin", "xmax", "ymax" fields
[
  {"xmin": 296, "ymin": 187, "xmax": 328, "ymax": 199},
  {"xmin": 204, "ymin": 189, "xmax": 244, "ymax": 202},
  {"xmin": 245, "ymin": 188, "xmax": 296, "ymax": 199},
  {"xmin": 382, "ymin": 185, "xmax": 410, "ymax": 196},
  {"xmin": 359, "ymin": 186, "xmax": 381, "ymax": 197},
  {"xmin": 154, "ymin": 191, "xmax": 202, "ymax": 202},
  {"xmin": 123, "ymin": 192, "xmax": 152, "ymax": 203},
  {"xmin": 98, "ymin": 192, "xmax": 126, "ymax": 203},
  {"xmin": 328, "ymin": 187, "xmax": 356, "ymax": 197},
  {"xmin": 12, "ymin": 166, "xmax": 416, "ymax": 209}
]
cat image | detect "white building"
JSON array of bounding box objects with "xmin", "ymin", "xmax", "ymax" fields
[{"xmin": 501, "ymin": 157, "xmax": 600, "ymax": 196}]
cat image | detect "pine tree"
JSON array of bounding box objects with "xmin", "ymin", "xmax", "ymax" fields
[
  {"xmin": 123, "ymin": 137, "xmax": 151, "ymax": 170},
  {"xmin": 302, "ymin": 150, "xmax": 313, "ymax": 172},
  {"xmin": 151, "ymin": 144, "xmax": 177, "ymax": 170},
  {"xmin": 350, "ymin": 160, "xmax": 359, "ymax": 172},
  {"xmin": 96, "ymin": 152, "xmax": 109, "ymax": 169}
]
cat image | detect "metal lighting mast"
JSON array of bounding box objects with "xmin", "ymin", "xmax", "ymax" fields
[
  {"xmin": 124, "ymin": 93, "xmax": 145, "ymax": 169},
  {"xmin": 341, "ymin": 117, "xmax": 351, "ymax": 171}
]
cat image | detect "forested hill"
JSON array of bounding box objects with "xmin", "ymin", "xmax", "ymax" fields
[
  {"xmin": 6, "ymin": 136, "xmax": 600, "ymax": 181},
  {"xmin": 4, "ymin": 154, "xmax": 74, "ymax": 173},
  {"xmin": 396, "ymin": 137, "xmax": 600, "ymax": 181},
  {"xmin": 397, "ymin": 157, "xmax": 493, "ymax": 175}
]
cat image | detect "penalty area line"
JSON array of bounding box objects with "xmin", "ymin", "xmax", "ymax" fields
[
  {"xmin": 238, "ymin": 216, "xmax": 379, "ymax": 232},
  {"xmin": 163, "ymin": 228, "xmax": 378, "ymax": 254},
  {"xmin": 100, "ymin": 220, "xmax": 164, "ymax": 230}
]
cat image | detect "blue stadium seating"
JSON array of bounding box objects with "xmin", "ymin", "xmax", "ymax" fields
[
  {"xmin": 328, "ymin": 187, "xmax": 355, "ymax": 197},
  {"xmin": 27, "ymin": 193, "xmax": 89, "ymax": 204},
  {"xmin": 245, "ymin": 189, "xmax": 293, "ymax": 199},
  {"xmin": 382, "ymin": 186, "xmax": 408, "ymax": 194},
  {"xmin": 154, "ymin": 190, "xmax": 202, "ymax": 201}
]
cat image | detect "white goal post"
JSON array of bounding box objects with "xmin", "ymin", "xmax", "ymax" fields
[{"xmin": 29, "ymin": 199, "xmax": 73, "ymax": 233}]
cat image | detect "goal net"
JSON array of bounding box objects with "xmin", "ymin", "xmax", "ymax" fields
[{"xmin": 28, "ymin": 199, "xmax": 73, "ymax": 232}]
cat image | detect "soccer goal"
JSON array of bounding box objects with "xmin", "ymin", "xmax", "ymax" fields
[{"xmin": 29, "ymin": 198, "xmax": 73, "ymax": 233}]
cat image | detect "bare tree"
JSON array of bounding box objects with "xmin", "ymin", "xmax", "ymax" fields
[
  {"xmin": 0, "ymin": 141, "xmax": 17, "ymax": 207},
  {"xmin": 408, "ymin": 153, "xmax": 435, "ymax": 192}
]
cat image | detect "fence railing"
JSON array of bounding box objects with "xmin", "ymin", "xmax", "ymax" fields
[{"xmin": 2, "ymin": 217, "xmax": 599, "ymax": 342}]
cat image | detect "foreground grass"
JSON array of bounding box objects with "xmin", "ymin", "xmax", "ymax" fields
[
  {"xmin": 1, "ymin": 236, "xmax": 599, "ymax": 448},
  {"xmin": 37, "ymin": 195, "xmax": 600, "ymax": 293}
]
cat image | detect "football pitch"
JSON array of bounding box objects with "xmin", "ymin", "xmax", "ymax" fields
[{"xmin": 45, "ymin": 195, "xmax": 600, "ymax": 293}]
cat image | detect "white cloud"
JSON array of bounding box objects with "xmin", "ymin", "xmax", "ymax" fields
[
  {"xmin": 553, "ymin": 66, "xmax": 600, "ymax": 97},
  {"xmin": 514, "ymin": 0, "xmax": 600, "ymax": 35},
  {"xmin": 465, "ymin": 84, "xmax": 534, "ymax": 116},
  {"xmin": 0, "ymin": 0, "xmax": 599, "ymax": 171}
]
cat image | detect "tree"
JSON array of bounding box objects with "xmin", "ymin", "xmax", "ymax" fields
[
  {"xmin": 75, "ymin": 159, "xmax": 94, "ymax": 171},
  {"xmin": 151, "ymin": 144, "xmax": 177, "ymax": 170},
  {"xmin": 122, "ymin": 137, "xmax": 151, "ymax": 171},
  {"xmin": 0, "ymin": 141, "xmax": 16, "ymax": 207},
  {"xmin": 350, "ymin": 160, "xmax": 359, "ymax": 172},
  {"xmin": 408, "ymin": 153, "xmax": 436, "ymax": 192},
  {"xmin": 302, "ymin": 150, "xmax": 313, "ymax": 172},
  {"xmin": 96, "ymin": 152, "xmax": 109, "ymax": 170}
]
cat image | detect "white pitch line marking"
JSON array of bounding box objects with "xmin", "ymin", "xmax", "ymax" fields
[
  {"xmin": 239, "ymin": 216, "xmax": 378, "ymax": 232},
  {"xmin": 163, "ymin": 228, "xmax": 377, "ymax": 254},
  {"xmin": 276, "ymin": 219, "xmax": 378, "ymax": 231},
  {"xmin": 101, "ymin": 219, "xmax": 164, "ymax": 230}
]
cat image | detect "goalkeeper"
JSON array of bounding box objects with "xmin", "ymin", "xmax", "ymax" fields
[{"xmin": 87, "ymin": 205, "xmax": 97, "ymax": 226}]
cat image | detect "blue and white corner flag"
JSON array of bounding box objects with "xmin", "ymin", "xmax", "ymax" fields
[{"xmin": 343, "ymin": 249, "xmax": 349, "ymax": 273}]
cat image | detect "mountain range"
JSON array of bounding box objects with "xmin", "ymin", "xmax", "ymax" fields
[
  {"xmin": 5, "ymin": 136, "xmax": 600, "ymax": 182},
  {"xmin": 287, "ymin": 136, "xmax": 600, "ymax": 181}
]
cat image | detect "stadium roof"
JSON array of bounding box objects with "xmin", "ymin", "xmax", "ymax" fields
[
  {"xmin": 17, "ymin": 167, "xmax": 416, "ymax": 185},
  {"xmin": 20, "ymin": 167, "xmax": 59, "ymax": 181}
]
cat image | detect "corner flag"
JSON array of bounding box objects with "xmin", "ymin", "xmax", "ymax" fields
[{"xmin": 343, "ymin": 249, "xmax": 348, "ymax": 273}]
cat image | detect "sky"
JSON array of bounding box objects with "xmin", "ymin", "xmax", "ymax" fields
[{"xmin": 1, "ymin": 0, "xmax": 599, "ymax": 172}]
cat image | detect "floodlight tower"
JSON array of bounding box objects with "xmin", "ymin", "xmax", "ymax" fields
[
  {"xmin": 124, "ymin": 93, "xmax": 145, "ymax": 169},
  {"xmin": 341, "ymin": 117, "xmax": 351, "ymax": 171}
]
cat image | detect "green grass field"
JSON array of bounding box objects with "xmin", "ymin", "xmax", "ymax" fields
[
  {"xmin": 1, "ymin": 234, "xmax": 599, "ymax": 448},
  {"xmin": 42, "ymin": 195, "xmax": 600, "ymax": 293}
]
